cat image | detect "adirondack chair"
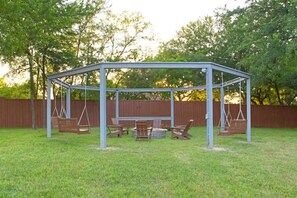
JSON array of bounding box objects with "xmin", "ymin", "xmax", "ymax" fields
[
  {"xmin": 111, "ymin": 118, "xmax": 129, "ymax": 135},
  {"xmin": 152, "ymin": 119, "xmax": 162, "ymax": 128},
  {"xmin": 171, "ymin": 119, "xmax": 193, "ymax": 139},
  {"xmin": 107, "ymin": 124, "xmax": 123, "ymax": 137},
  {"xmin": 135, "ymin": 121, "xmax": 152, "ymax": 140}
]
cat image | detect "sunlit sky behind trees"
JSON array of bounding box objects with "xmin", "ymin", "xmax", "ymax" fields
[
  {"xmin": 110, "ymin": 0, "xmax": 245, "ymax": 42},
  {"xmin": 0, "ymin": 0, "xmax": 244, "ymax": 78},
  {"xmin": 0, "ymin": 0, "xmax": 296, "ymax": 105}
]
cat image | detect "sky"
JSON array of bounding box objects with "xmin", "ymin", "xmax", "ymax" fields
[
  {"xmin": 0, "ymin": 63, "xmax": 9, "ymax": 78},
  {"xmin": 109, "ymin": 0, "xmax": 245, "ymax": 42}
]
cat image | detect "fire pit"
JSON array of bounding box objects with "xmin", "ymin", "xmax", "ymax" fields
[{"xmin": 131, "ymin": 128, "xmax": 167, "ymax": 138}]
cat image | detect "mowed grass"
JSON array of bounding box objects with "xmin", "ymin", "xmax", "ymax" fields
[{"xmin": 0, "ymin": 127, "xmax": 297, "ymax": 197}]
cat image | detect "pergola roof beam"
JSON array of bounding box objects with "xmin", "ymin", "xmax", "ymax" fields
[
  {"xmin": 70, "ymin": 85, "xmax": 100, "ymax": 91},
  {"xmin": 118, "ymin": 116, "xmax": 171, "ymax": 121},
  {"xmin": 212, "ymin": 63, "xmax": 250, "ymax": 78},
  {"xmin": 48, "ymin": 63, "xmax": 101, "ymax": 80},
  {"xmin": 69, "ymin": 84, "xmax": 222, "ymax": 92},
  {"xmin": 52, "ymin": 79, "xmax": 70, "ymax": 88},
  {"xmin": 101, "ymin": 62, "xmax": 210, "ymax": 69},
  {"xmin": 221, "ymin": 77, "xmax": 246, "ymax": 88},
  {"xmin": 47, "ymin": 62, "xmax": 251, "ymax": 80}
]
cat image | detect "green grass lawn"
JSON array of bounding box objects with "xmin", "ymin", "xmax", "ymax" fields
[{"xmin": 0, "ymin": 127, "xmax": 297, "ymax": 197}]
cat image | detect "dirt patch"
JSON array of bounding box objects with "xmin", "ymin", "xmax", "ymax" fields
[
  {"xmin": 96, "ymin": 146, "xmax": 122, "ymax": 151},
  {"xmin": 205, "ymin": 147, "xmax": 228, "ymax": 152}
]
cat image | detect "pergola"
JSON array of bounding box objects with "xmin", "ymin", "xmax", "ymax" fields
[{"xmin": 47, "ymin": 62, "xmax": 251, "ymax": 149}]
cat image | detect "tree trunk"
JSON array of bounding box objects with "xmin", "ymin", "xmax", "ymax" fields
[
  {"xmin": 274, "ymin": 82, "xmax": 284, "ymax": 105},
  {"xmin": 28, "ymin": 51, "xmax": 36, "ymax": 129},
  {"xmin": 42, "ymin": 54, "xmax": 46, "ymax": 128},
  {"xmin": 36, "ymin": 66, "xmax": 40, "ymax": 99}
]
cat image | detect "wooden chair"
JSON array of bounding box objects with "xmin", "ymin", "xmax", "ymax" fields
[
  {"xmin": 58, "ymin": 118, "xmax": 90, "ymax": 135},
  {"xmin": 107, "ymin": 125, "xmax": 123, "ymax": 137},
  {"xmin": 135, "ymin": 121, "xmax": 152, "ymax": 140},
  {"xmin": 152, "ymin": 119, "xmax": 162, "ymax": 128},
  {"xmin": 171, "ymin": 119, "xmax": 193, "ymax": 139},
  {"xmin": 152, "ymin": 119, "xmax": 171, "ymax": 131},
  {"xmin": 111, "ymin": 118, "xmax": 129, "ymax": 135}
]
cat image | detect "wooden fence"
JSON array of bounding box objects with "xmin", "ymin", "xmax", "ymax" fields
[{"xmin": 0, "ymin": 97, "xmax": 296, "ymax": 128}]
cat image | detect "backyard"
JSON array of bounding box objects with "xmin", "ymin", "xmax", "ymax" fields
[{"xmin": 0, "ymin": 127, "xmax": 297, "ymax": 197}]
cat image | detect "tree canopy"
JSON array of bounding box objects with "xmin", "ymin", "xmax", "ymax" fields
[
  {"xmin": 149, "ymin": 0, "xmax": 297, "ymax": 104},
  {"xmin": 213, "ymin": 0, "xmax": 297, "ymax": 105},
  {"xmin": 0, "ymin": 0, "xmax": 296, "ymax": 106},
  {"xmin": 0, "ymin": 0, "xmax": 155, "ymax": 128}
]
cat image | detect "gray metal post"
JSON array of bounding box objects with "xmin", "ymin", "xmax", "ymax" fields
[
  {"xmin": 100, "ymin": 67, "xmax": 107, "ymax": 148},
  {"xmin": 170, "ymin": 90, "xmax": 174, "ymax": 127},
  {"xmin": 246, "ymin": 78, "xmax": 252, "ymax": 142},
  {"xmin": 47, "ymin": 79, "xmax": 52, "ymax": 138},
  {"xmin": 66, "ymin": 88, "xmax": 71, "ymax": 118},
  {"xmin": 206, "ymin": 67, "xmax": 213, "ymax": 149},
  {"xmin": 115, "ymin": 90, "xmax": 119, "ymax": 124},
  {"xmin": 220, "ymin": 86, "xmax": 225, "ymax": 132}
]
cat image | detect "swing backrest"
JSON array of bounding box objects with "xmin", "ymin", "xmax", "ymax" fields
[
  {"xmin": 152, "ymin": 119, "xmax": 162, "ymax": 128},
  {"xmin": 51, "ymin": 117, "xmax": 59, "ymax": 129},
  {"xmin": 58, "ymin": 118, "xmax": 79, "ymax": 133},
  {"xmin": 228, "ymin": 119, "xmax": 246, "ymax": 134}
]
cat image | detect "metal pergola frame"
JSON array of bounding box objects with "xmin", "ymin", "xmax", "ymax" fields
[{"xmin": 47, "ymin": 62, "xmax": 251, "ymax": 149}]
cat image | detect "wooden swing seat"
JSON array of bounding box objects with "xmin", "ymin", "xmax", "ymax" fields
[
  {"xmin": 228, "ymin": 119, "xmax": 246, "ymax": 134},
  {"xmin": 58, "ymin": 118, "xmax": 90, "ymax": 134},
  {"xmin": 77, "ymin": 124, "xmax": 91, "ymax": 135},
  {"xmin": 218, "ymin": 119, "xmax": 247, "ymax": 136},
  {"xmin": 217, "ymin": 130, "xmax": 231, "ymax": 136}
]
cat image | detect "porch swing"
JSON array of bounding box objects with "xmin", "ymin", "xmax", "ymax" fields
[
  {"xmin": 218, "ymin": 78, "xmax": 246, "ymax": 136},
  {"xmin": 228, "ymin": 82, "xmax": 247, "ymax": 134},
  {"xmin": 217, "ymin": 90, "xmax": 233, "ymax": 136},
  {"xmin": 51, "ymin": 97, "xmax": 59, "ymax": 129},
  {"xmin": 58, "ymin": 80, "xmax": 91, "ymax": 134},
  {"xmin": 51, "ymin": 84, "xmax": 67, "ymax": 129},
  {"xmin": 217, "ymin": 73, "xmax": 232, "ymax": 136}
]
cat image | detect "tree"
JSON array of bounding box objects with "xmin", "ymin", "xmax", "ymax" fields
[
  {"xmin": 146, "ymin": 16, "xmax": 219, "ymax": 101},
  {"xmin": 150, "ymin": 0, "xmax": 297, "ymax": 104},
  {"xmin": 154, "ymin": 16, "xmax": 218, "ymax": 62},
  {"xmin": 1, "ymin": 0, "xmax": 156, "ymax": 114},
  {"xmin": 214, "ymin": 0, "xmax": 297, "ymax": 105},
  {"xmin": 0, "ymin": 78, "xmax": 30, "ymax": 99},
  {"xmin": 0, "ymin": 0, "xmax": 106, "ymax": 128},
  {"xmin": 65, "ymin": 9, "xmax": 155, "ymax": 100}
]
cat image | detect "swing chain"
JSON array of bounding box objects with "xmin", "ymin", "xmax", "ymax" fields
[
  {"xmin": 78, "ymin": 75, "xmax": 91, "ymax": 127},
  {"xmin": 236, "ymin": 81, "xmax": 245, "ymax": 120}
]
